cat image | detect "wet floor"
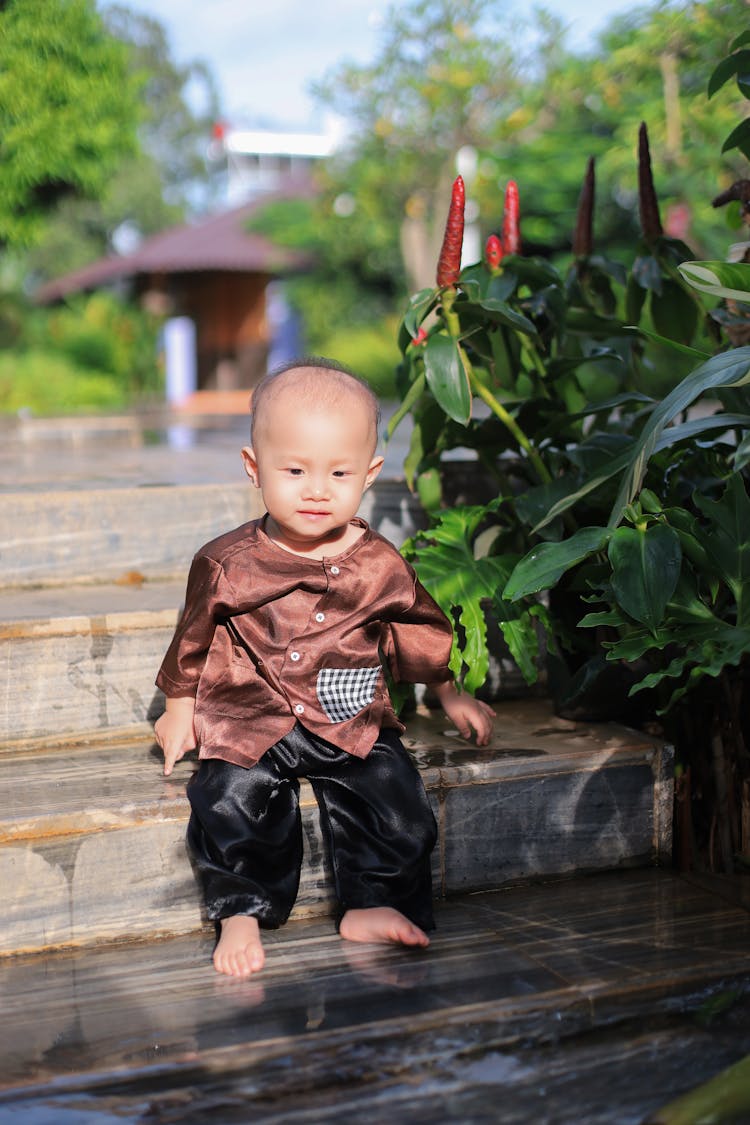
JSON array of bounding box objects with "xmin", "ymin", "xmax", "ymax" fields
[{"xmin": 2, "ymin": 870, "xmax": 750, "ymax": 1123}]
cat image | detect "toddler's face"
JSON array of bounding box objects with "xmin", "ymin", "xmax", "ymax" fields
[{"xmin": 242, "ymin": 393, "xmax": 383, "ymax": 554}]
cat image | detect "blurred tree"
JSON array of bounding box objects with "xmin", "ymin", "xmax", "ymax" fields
[
  {"xmin": 0, "ymin": 0, "xmax": 140, "ymax": 249},
  {"xmin": 313, "ymin": 0, "xmax": 538, "ymax": 294},
  {"xmin": 575, "ymin": 0, "xmax": 746, "ymax": 256},
  {"xmin": 103, "ymin": 5, "xmax": 221, "ymax": 215},
  {"xmin": 309, "ymin": 0, "xmax": 747, "ymax": 308},
  {"xmin": 26, "ymin": 4, "xmax": 222, "ymax": 283}
]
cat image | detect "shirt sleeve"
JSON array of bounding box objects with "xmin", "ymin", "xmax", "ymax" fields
[
  {"xmin": 155, "ymin": 552, "xmax": 235, "ymax": 698},
  {"xmin": 382, "ymin": 570, "xmax": 454, "ymax": 685}
]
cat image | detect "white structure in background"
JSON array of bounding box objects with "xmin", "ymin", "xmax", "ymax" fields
[
  {"xmin": 163, "ymin": 316, "xmax": 198, "ymax": 448},
  {"xmin": 210, "ymin": 119, "xmax": 344, "ymax": 205},
  {"xmin": 456, "ymin": 145, "xmax": 481, "ymax": 268},
  {"xmin": 164, "ymin": 317, "xmax": 197, "ymax": 405}
]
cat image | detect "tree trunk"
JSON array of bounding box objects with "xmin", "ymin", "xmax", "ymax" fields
[{"xmin": 660, "ymin": 51, "xmax": 683, "ymax": 164}]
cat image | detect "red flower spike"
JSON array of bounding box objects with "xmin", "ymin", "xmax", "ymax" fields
[
  {"xmin": 410, "ymin": 326, "xmax": 428, "ymax": 347},
  {"xmin": 502, "ymin": 181, "xmax": 521, "ymax": 256},
  {"xmin": 436, "ymin": 175, "xmax": 465, "ymax": 288},
  {"xmin": 485, "ymin": 234, "xmax": 504, "ymax": 270}
]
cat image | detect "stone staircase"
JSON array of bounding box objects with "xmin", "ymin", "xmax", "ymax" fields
[{"xmin": 0, "ymin": 414, "xmax": 673, "ymax": 962}]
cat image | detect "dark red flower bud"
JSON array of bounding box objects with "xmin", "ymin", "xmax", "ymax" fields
[
  {"xmin": 573, "ymin": 156, "xmax": 595, "ymax": 257},
  {"xmin": 436, "ymin": 175, "xmax": 465, "ymax": 288},
  {"xmin": 502, "ymin": 181, "xmax": 521, "ymax": 256},
  {"xmin": 638, "ymin": 122, "xmax": 663, "ymax": 244},
  {"xmin": 485, "ymin": 234, "xmax": 504, "ymax": 270}
]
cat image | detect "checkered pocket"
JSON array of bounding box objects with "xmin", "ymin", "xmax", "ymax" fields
[{"xmin": 316, "ymin": 667, "xmax": 381, "ymax": 723}]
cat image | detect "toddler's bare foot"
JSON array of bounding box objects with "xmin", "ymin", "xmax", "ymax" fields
[
  {"xmin": 339, "ymin": 906, "xmax": 430, "ymax": 947},
  {"xmin": 213, "ymin": 914, "xmax": 265, "ymax": 977}
]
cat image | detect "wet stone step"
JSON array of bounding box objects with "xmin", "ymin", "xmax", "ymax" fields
[
  {"xmin": 0, "ymin": 702, "xmax": 672, "ymax": 957},
  {"xmin": 0, "ymin": 580, "xmax": 185, "ymax": 746},
  {"xmin": 0, "ymin": 484, "xmax": 263, "ymax": 589},
  {"xmin": 0, "ymin": 871, "xmax": 749, "ymax": 1123}
]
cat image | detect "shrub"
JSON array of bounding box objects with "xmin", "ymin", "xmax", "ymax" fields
[
  {"xmin": 317, "ymin": 319, "xmax": 401, "ymax": 398},
  {"xmin": 0, "ymin": 349, "xmax": 126, "ymax": 414}
]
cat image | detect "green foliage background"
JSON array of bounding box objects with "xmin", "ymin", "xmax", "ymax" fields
[{"xmin": 3, "ymin": 0, "xmax": 750, "ymax": 413}]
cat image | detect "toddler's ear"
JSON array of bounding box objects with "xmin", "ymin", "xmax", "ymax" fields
[
  {"xmin": 365, "ymin": 454, "xmax": 385, "ymax": 489},
  {"xmin": 241, "ymin": 446, "xmax": 260, "ymax": 486}
]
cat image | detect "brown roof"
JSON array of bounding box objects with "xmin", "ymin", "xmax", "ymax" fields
[{"xmin": 35, "ymin": 194, "xmax": 310, "ymax": 303}]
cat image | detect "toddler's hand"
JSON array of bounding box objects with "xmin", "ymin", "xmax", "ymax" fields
[
  {"xmin": 154, "ymin": 697, "xmax": 197, "ymax": 776},
  {"xmin": 431, "ymin": 682, "xmax": 496, "ymax": 746}
]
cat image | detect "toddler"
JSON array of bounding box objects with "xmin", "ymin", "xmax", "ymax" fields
[{"xmin": 154, "ymin": 358, "xmax": 494, "ymax": 978}]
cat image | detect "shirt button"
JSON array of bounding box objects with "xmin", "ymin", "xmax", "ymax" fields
[
  {"xmin": 330, "ymin": 566, "xmax": 340, "ymax": 575},
  {"xmin": 315, "ymin": 612, "xmax": 325, "ymax": 623},
  {"xmin": 294, "ymin": 703, "xmax": 305, "ymax": 714},
  {"xmin": 290, "ymin": 651, "xmax": 301, "ymax": 662}
]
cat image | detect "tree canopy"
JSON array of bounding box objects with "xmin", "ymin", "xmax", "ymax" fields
[
  {"xmin": 25, "ymin": 4, "xmax": 222, "ymax": 284},
  {"xmin": 0, "ymin": 0, "xmax": 140, "ymax": 248},
  {"xmin": 302, "ymin": 0, "xmax": 749, "ymax": 317}
]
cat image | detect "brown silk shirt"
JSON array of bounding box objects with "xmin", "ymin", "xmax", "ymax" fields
[{"xmin": 156, "ymin": 517, "xmax": 454, "ymax": 768}]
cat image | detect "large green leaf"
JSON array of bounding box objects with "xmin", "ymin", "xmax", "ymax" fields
[
  {"xmin": 503, "ymin": 526, "xmax": 611, "ymax": 601},
  {"xmin": 628, "ymin": 622, "xmax": 750, "ymax": 713},
  {"xmin": 650, "ymin": 279, "xmax": 699, "ymax": 346},
  {"xmin": 653, "ymin": 413, "xmax": 750, "ymax": 451},
  {"xmin": 535, "ymin": 405, "xmax": 750, "ymax": 537},
  {"xmin": 608, "ymin": 523, "xmax": 681, "ymax": 633},
  {"xmin": 627, "ymin": 325, "xmax": 710, "ymax": 360},
  {"xmin": 424, "ymin": 333, "xmax": 472, "ymax": 424},
  {"xmin": 403, "ymin": 287, "xmax": 438, "ymax": 337},
  {"xmin": 477, "ymin": 297, "xmax": 537, "ymax": 336},
  {"xmin": 678, "ymin": 260, "xmax": 750, "ymax": 302},
  {"xmin": 736, "ymin": 432, "xmax": 750, "ymax": 471},
  {"xmin": 722, "ymin": 118, "xmax": 750, "ymax": 159},
  {"xmin": 404, "ymin": 505, "xmax": 526, "ymax": 692},
  {"xmin": 533, "ymin": 445, "xmax": 635, "ymax": 533},
  {"xmin": 693, "ymin": 473, "xmax": 750, "ymax": 626},
  {"xmin": 602, "ymin": 626, "xmax": 676, "ymax": 662},
  {"xmin": 663, "ymin": 518, "xmax": 716, "ymax": 583},
  {"xmin": 496, "ymin": 611, "xmax": 540, "ymax": 685},
  {"xmin": 609, "ymin": 347, "xmax": 750, "ymax": 525},
  {"xmin": 708, "ymin": 48, "xmax": 750, "ymax": 97}
]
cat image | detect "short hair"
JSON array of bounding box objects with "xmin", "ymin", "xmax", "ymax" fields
[{"xmin": 250, "ymin": 356, "xmax": 381, "ymax": 447}]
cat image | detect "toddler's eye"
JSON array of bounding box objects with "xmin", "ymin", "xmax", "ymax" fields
[
  {"xmin": 332, "ymin": 470, "xmax": 349, "ymax": 478},
  {"xmin": 288, "ymin": 468, "xmax": 303, "ymax": 476}
]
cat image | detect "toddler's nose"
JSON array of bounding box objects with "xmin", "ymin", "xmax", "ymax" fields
[{"xmin": 305, "ymin": 478, "xmax": 328, "ymax": 499}]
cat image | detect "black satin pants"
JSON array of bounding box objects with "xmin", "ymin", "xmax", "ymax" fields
[{"xmin": 186, "ymin": 723, "xmax": 437, "ymax": 932}]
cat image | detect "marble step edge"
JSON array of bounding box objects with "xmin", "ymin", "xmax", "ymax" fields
[
  {"xmin": 0, "ymin": 580, "xmax": 183, "ymax": 635},
  {"xmin": 0, "ymin": 482, "xmax": 262, "ymax": 590},
  {"xmin": 0, "ymin": 603, "xmax": 178, "ymax": 640},
  {"xmin": 0, "ymin": 724, "xmax": 673, "ymax": 847},
  {"xmin": 0, "ymin": 723, "xmax": 153, "ymax": 758}
]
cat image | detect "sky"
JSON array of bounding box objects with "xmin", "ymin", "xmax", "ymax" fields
[{"xmin": 116, "ymin": 0, "xmax": 636, "ymax": 132}]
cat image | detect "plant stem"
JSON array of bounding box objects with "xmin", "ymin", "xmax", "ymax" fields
[
  {"xmin": 444, "ymin": 288, "xmax": 552, "ymax": 487},
  {"xmin": 470, "ymin": 374, "xmax": 552, "ymax": 485}
]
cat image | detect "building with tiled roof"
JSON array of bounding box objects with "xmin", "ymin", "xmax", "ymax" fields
[{"xmin": 36, "ymin": 193, "xmax": 311, "ymax": 393}]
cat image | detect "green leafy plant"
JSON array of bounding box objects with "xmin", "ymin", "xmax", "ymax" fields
[
  {"xmin": 393, "ymin": 98, "xmax": 750, "ymax": 869},
  {"xmin": 394, "ymin": 124, "xmax": 708, "ymax": 685}
]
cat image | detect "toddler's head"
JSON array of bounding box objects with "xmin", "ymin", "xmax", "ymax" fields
[
  {"xmin": 250, "ymin": 357, "xmax": 380, "ymax": 455},
  {"xmin": 242, "ymin": 357, "xmax": 384, "ymax": 555}
]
